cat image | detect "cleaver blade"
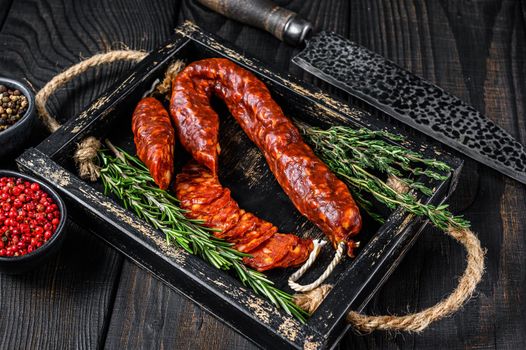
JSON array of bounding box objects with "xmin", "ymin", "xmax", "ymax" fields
[{"xmin": 292, "ymin": 31, "xmax": 526, "ymax": 185}]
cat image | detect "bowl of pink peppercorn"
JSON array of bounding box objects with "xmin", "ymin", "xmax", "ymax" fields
[{"xmin": 0, "ymin": 170, "xmax": 67, "ymax": 274}]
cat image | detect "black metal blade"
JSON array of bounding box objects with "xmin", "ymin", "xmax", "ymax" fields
[{"xmin": 293, "ymin": 31, "xmax": 526, "ymax": 185}]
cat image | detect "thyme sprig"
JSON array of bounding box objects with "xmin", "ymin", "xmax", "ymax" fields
[
  {"xmin": 98, "ymin": 148, "xmax": 307, "ymax": 322},
  {"xmin": 300, "ymin": 125, "xmax": 470, "ymax": 231}
]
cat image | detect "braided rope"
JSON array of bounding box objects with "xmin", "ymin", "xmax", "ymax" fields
[
  {"xmin": 35, "ymin": 50, "xmax": 147, "ymax": 133},
  {"xmin": 74, "ymin": 137, "xmax": 102, "ymax": 181},
  {"xmin": 292, "ymin": 226, "xmax": 484, "ymax": 332},
  {"xmin": 347, "ymin": 226, "xmax": 484, "ymax": 333}
]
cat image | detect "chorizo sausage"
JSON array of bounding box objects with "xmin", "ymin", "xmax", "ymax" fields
[
  {"xmin": 132, "ymin": 97, "xmax": 174, "ymax": 190},
  {"xmin": 171, "ymin": 58, "xmax": 361, "ymax": 256},
  {"xmin": 175, "ymin": 161, "xmax": 313, "ymax": 271}
]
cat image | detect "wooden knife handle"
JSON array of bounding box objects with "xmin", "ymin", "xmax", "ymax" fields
[{"xmin": 196, "ymin": 0, "xmax": 312, "ymax": 45}]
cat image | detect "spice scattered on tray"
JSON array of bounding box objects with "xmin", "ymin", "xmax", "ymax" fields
[
  {"xmin": 0, "ymin": 177, "xmax": 61, "ymax": 257},
  {"xmin": 0, "ymin": 85, "xmax": 29, "ymax": 132}
]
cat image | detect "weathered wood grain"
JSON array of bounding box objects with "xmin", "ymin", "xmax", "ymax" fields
[
  {"xmin": 341, "ymin": 1, "xmax": 526, "ymax": 349},
  {"xmin": 182, "ymin": 0, "xmax": 526, "ymax": 349},
  {"xmin": 0, "ymin": 220, "xmax": 122, "ymax": 349},
  {"xmin": 0, "ymin": 0, "xmax": 524, "ymax": 349},
  {"xmin": 0, "ymin": 0, "xmax": 179, "ymax": 349},
  {"xmin": 0, "ymin": 0, "xmax": 12, "ymax": 30},
  {"xmin": 104, "ymin": 262, "xmax": 254, "ymax": 349}
]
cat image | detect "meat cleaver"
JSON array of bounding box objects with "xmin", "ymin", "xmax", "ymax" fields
[{"xmin": 196, "ymin": 0, "xmax": 526, "ymax": 185}]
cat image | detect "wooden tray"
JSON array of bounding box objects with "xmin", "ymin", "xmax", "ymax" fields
[{"xmin": 16, "ymin": 22, "xmax": 463, "ymax": 349}]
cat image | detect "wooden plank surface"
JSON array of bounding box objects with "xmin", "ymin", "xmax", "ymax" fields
[
  {"xmin": 0, "ymin": 220, "xmax": 122, "ymax": 349},
  {"xmin": 0, "ymin": 0, "xmax": 525, "ymax": 349},
  {"xmin": 0, "ymin": 0, "xmax": 131, "ymax": 348}
]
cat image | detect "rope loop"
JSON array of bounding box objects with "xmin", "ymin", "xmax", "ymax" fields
[
  {"xmin": 293, "ymin": 227, "xmax": 485, "ymax": 333},
  {"xmin": 35, "ymin": 50, "xmax": 148, "ymax": 133},
  {"xmin": 288, "ymin": 241, "xmax": 345, "ymax": 292},
  {"xmin": 347, "ymin": 226, "xmax": 484, "ymax": 333}
]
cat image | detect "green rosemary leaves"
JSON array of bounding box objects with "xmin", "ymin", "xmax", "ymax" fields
[
  {"xmin": 300, "ymin": 125, "xmax": 470, "ymax": 231},
  {"xmin": 98, "ymin": 148, "xmax": 308, "ymax": 322}
]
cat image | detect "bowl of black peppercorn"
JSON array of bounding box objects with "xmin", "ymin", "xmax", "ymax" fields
[{"xmin": 0, "ymin": 78, "xmax": 36, "ymax": 160}]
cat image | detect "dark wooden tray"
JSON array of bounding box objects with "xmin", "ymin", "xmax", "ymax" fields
[{"xmin": 16, "ymin": 22, "xmax": 462, "ymax": 349}]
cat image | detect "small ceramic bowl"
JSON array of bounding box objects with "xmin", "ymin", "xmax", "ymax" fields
[
  {"xmin": 0, "ymin": 170, "xmax": 67, "ymax": 274},
  {"xmin": 0, "ymin": 78, "xmax": 36, "ymax": 160}
]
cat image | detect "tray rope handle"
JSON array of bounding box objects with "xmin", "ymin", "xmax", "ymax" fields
[
  {"xmin": 287, "ymin": 176, "xmax": 485, "ymax": 332},
  {"xmin": 347, "ymin": 225, "xmax": 485, "ymax": 332},
  {"xmin": 36, "ymin": 50, "xmax": 148, "ymax": 133},
  {"xmin": 292, "ymin": 209, "xmax": 485, "ymax": 333},
  {"xmin": 35, "ymin": 51, "xmax": 485, "ymax": 334}
]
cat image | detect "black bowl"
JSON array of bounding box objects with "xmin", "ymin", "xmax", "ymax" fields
[
  {"xmin": 0, "ymin": 170, "xmax": 67, "ymax": 274},
  {"xmin": 0, "ymin": 78, "xmax": 36, "ymax": 160}
]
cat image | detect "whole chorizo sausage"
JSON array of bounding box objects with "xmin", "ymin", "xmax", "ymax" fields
[
  {"xmin": 132, "ymin": 97, "xmax": 175, "ymax": 190},
  {"xmin": 175, "ymin": 161, "xmax": 313, "ymax": 271},
  {"xmin": 171, "ymin": 58, "xmax": 361, "ymax": 256}
]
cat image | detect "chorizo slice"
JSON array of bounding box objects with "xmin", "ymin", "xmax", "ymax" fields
[
  {"xmin": 217, "ymin": 211, "xmax": 258, "ymax": 241},
  {"xmin": 183, "ymin": 190, "xmax": 241, "ymax": 233},
  {"xmin": 242, "ymin": 234, "xmax": 294, "ymax": 270},
  {"xmin": 170, "ymin": 58, "xmax": 361, "ymax": 256},
  {"xmin": 175, "ymin": 161, "xmax": 313, "ymax": 271},
  {"xmin": 132, "ymin": 97, "xmax": 175, "ymax": 190},
  {"xmin": 176, "ymin": 179, "xmax": 223, "ymax": 207},
  {"xmin": 176, "ymin": 171, "xmax": 224, "ymax": 207},
  {"xmin": 243, "ymin": 234, "xmax": 314, "ymax": 271},
  {"xmin": 232, "ymin": 221, "xmax": 277, "ymax": 253},
  {"xmin": 206, "ymin": 197, "xmax": 242, "ymax": 233},
  {"xmin": 277, "ymin": 238, "xmax": 314, "ymax": 268}
]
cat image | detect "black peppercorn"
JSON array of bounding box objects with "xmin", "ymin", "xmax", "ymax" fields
[{"xmin": 0, "ymin": 84, "xmax": 28, "ymax": 132}]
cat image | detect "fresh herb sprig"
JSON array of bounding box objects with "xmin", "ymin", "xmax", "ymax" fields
[
  {"xmin": 98, "ymin": 148, "xmax": 307, "ymax": 322},
  {"xmin": 300, "ymin": 125, "xmax": 470, "ymax": 231}
]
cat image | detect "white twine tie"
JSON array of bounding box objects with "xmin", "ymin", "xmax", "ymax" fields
[{"xmin": 288, "ymin": 241, "xmax": 346, "ymax": 292}]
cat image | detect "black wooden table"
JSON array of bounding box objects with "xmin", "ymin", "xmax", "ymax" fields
[{"xmin": 1, "ymin": 0, "xmax": 525, "ymax": 349}]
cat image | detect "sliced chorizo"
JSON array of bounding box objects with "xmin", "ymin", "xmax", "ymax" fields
[
  {"xmin": 175, "ymin": 161, "xmax": 313, "ymax": 271},
  {"xmin": 233, "ymin": 223, "xmax": 277, "ymax": 253},
  {"xmin": 243, "ymin": 234, "xmax": 313, "ymax": 271}
]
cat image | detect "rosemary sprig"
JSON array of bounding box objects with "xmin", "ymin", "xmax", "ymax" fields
[
  {"xmin": 300, "ymin": 125, "xmax": 469, "ymax": 231},
  {"xmin": 98, "ymin": 148, "xmax": 307, "ymax": 322}
]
